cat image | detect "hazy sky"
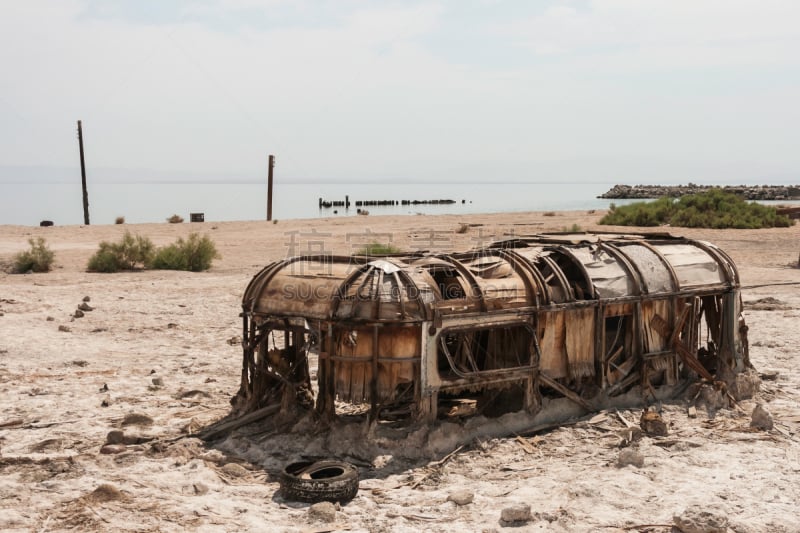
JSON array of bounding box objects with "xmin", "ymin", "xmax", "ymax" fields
[{"xmin": 1, "ymin": 0, "xmax": 798, "ymax": 184}]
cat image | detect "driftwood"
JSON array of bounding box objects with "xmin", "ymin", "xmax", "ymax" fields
[{"xmin": 196, "ymin": 404, "xmax": 281, "ymax": 441}]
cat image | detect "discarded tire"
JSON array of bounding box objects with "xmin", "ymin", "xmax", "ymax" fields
[{"xmin": 279, "ymin": 460, "xmax": 359, "ymax": 503}]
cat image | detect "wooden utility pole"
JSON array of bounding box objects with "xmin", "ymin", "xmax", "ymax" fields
[
  {"xmin": 77, "ymin": 120, "xmax": 90, "ymax": 225},
  {"xmin": 267, "ymin": 154, "xmax": 275, "ymax": 221}
]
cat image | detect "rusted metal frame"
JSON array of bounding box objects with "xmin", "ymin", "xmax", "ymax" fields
[
  {"xmin": 354, "ymin": 267, "xmax": 377, "ymax": 300},
  {"xmin": 599, "ymin": 242, "xmax": 645, "ymax": 295},
  {"xmin": 440, "ymin": 255, "xmax": 487, "ymax": 311},
  {"xmin": 316, "ymin": 321, "xmax": 336, "ymax": 420},
  {"xmin": 370, "ymin": 324, "xmax": 380, "ymax": 420},
  {"xmin": 374, "ymin": 270, "xmax": 384, "ymax": 320},
  {"xmin": 497, "ymin": 249, "xmax": 546, "ymax": 306},
  {"xmin": 391, "ymin": 271, "xmax": 407, "ymax": 319},
  {"xmin": 690, "ymin": 241, "xmax": 739, "ymax": 286},
  {"xmin": 437, "ymin": 323, "xmax": 536, "ymax": 380},
  {"xmin": 539, "ymin": 255, "xmax": 575, "ymax": 301},
  {"xmin": 550, "ymin": 245, "xmax": 598, "ymax": 299},
  {"xmin": 526, "ymin": 314, "xmax": 542, "ymax": 414},
  {"xmin": 330, "ymin": 263, "xmax": 374, "ymax": 319},
  {"xmin": 241, "ymin": 261, "xmax": 278, "ymax": 310},
  {"xmin": 396, "ymin": 268, "xmax": 433, "ymax": 321},
  {"xmin": 437, "ymin": 372, "xmax": 532, "ymax": 393},
  {"xmin": 240, "ymin": 313, "xmax": 254, "ymax": 397},
  {"xmin": 635, "ymin": 240, "xmax": 681, "ymax": 291}
]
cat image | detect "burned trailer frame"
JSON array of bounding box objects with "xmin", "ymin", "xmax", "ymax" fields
[{"xmin": 235, "ymin": 233, "xmax": 750, "ymax": 424}]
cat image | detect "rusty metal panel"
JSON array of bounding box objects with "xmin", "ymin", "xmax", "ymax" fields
[
  {"xmin": 620, "ymin": 244, "xmax": 675, "ymax": 294},
  {"xmin": 569, "ymin": 247, "xmax": 634, "ymax": 298},
  {"xmin": 654, "ymin": 244, "xmax": 726, "ymax": 287}
]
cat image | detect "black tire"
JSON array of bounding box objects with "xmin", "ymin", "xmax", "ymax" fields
[{"xmin": 279, "ymin": 460, "xmax": 359, "ymax": 503}]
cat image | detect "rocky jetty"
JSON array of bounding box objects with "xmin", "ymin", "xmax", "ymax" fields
[{"xmin": 599, "ymin": 184, "xmax": 800, "ymax": 201}]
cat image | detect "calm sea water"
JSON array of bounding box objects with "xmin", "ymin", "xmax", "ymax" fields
[{"xmin": 1, "ymin": 181, "xmax": 796, "ymax": 226}]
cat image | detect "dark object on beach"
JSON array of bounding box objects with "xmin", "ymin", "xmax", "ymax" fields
[
  {"xmin": 280, "ymin": 460, "xmax": 359, "ymax": 503},
  {"xmin": 40, "ymin": 220, "xmax": 54, "ymax": 227}
]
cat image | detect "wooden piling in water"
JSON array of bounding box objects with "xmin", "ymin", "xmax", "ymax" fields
[
  {"xmin": 77, "ymin": 120, "xmax": 90, "ymax": 225},
  {"xmin": 267, "ymin": 154, "xmax": 275, "ymax": 221}
]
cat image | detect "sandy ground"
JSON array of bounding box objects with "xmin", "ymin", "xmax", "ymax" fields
[{"xmin": 1, "ymin": 211, "xmax": 799, "ymax": 532}]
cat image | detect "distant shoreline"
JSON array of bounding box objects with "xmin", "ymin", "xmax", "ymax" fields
[{"xmin": 599, "ymin": 184, "xmax": 800, "ymax": 201}]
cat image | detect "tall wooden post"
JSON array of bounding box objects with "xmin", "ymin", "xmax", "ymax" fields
[
  {"xmin": 267, "ymin": 154, "xmax": 275, "ymax": 221},
  {"xmin": 77, "ymin": 120, "xmax": 90, "ymax": 225}
]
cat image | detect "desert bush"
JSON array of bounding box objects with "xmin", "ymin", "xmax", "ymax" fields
[
  {"xmin": 115, "ymin": 216, "xmax": 125, "ymax": 224},
  {"xmin": 563, "ymin": 224, "xmax": 583, "ymax": 233},
  {"xmin": 167, "ymin": 214, "xmax": 184, "ymax": 224},
  {"xmin": 356, "ymin": 242, "xmax": 402, "ymax": 256},
  {"xmin": 13, "ymin": 237, "xmax": 55, "ymax": 273},
  {"xmin": 149, "ymin": 233, "xmax": 219, "ymax": 272},
  {"xmin": 87, "ymin": 231, "xmax": 155, "ymax": 272},
  {"xmin": 456, "ymin": 223, "xmax": 470, "ymax": 234},
  {"xmin": 599, "ymin": 190, "xmax": 793, "ymax": 229}
]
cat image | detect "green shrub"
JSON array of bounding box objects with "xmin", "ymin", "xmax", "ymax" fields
[
  {"xmin": 599, "ymin": 190, "xmax": 793, "ymax": 229},
  {"xmin": 149, "ymin": 233, "xmax": 219, "ymax": 271},
  {"xmin": 356, "ymin": 242, "xmax": 402, "ymax": 256},
  {"xmin": 87, "ymin": 231, "xmax": 155, "ymax": 272},
  {"xmin": 13, "ymin": 237, "xmax": 55, "ymax": 273}
]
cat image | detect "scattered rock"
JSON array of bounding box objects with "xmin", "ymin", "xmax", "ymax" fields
[
  {"xmin": 71, "ymin": 360, "xmax": 88, "ymax": 367},
  {"xmin": 99, "ymin": 383, "xmax": 108, "ymax": 392},
  {"xmin": 204, "ymin": 377, "xmax": 217, "ymax": 383},
  {"xmin": 167, "ymin": 323, "xmax": 178, "ymax": 329},
  {"xmin": 226, "ymin": 336, "xmax": 241, "ymax": 346},
  {"xmin": 121, "ymin": 413, "xmax": 154, "ymax": 427},
  {"xmin": 46, "ymin": 316, "xmax": 55, "ymax": 321},
  {"xmin": 731, "ymin": 369, "xmax": 761, "ymax": 400},
  {"xmin": 617, "ymin": 449, "xmax": 645, "ymax": 468},
  {"xmin": 688, "ymin": 406, "xmax": 697, "ymax": 418},
  {"xmin": 106, "ymin": 430, "xmax": 151, "ymax": 445},
  {"xmin": 58, "ymin": 325, "xmax": 71, "ymax": 332},
  {"xmin": 100, "ymin": 444, "xmax": 127, "ymax": 455},
  {"xmin": 750, "ymin": 403, "xmax": 773, "ymax": 431},
  {"xmin": 106, "ymin": 430, "xmax": 126, "ymax": 444},
  {"xmin": 221, "ymin": 462, "xmax": 249, "ymax": 477},
  {"xmin": 640, "ymin": 409, "xmax": 668, "ymax": 436},
  {"xmin": 86, "ymin": 484, "xmax": 125, "ymax": 502},
  {"xmin": 177, "ymin": 389, "xmax": 211, "ymax": 399},
  {"xmin": 193, "ymin": 482, "xmax": 209, "ymax": 496},
  {"xmin": 673, "ymin": 505, "xmax": 728, "ymax": 533},
  {"xmin": 500, "ymin": 504, "xmax": 531, "ymax": 525},
  {"xmin": 447, "ymin": 489, "xmax": 474, "ymax": 506},
  {"xmin": 308, "ymin": 501, "xmax": 337, "ymax": 522},
  {"xmin": 759, "ymin": 370, "xmax": 780, "ymax": 381},
  {"xmin": 152, "ymin": 377, "xmax": 164, "ymax": 387},
  {"xmin": 73, "ymin": 309, "xmax": 84, "ymax": 319},
  {"xmin": 83, "ymin": 296, "xmax": 91, "ymax": 302},
  {"xmin": 101, "ymin": 395, "xmax": 113, "ymax": 407},
  {"xmin": 78, "ymin": 302, "xmax": 94, "ymax": 312}
]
